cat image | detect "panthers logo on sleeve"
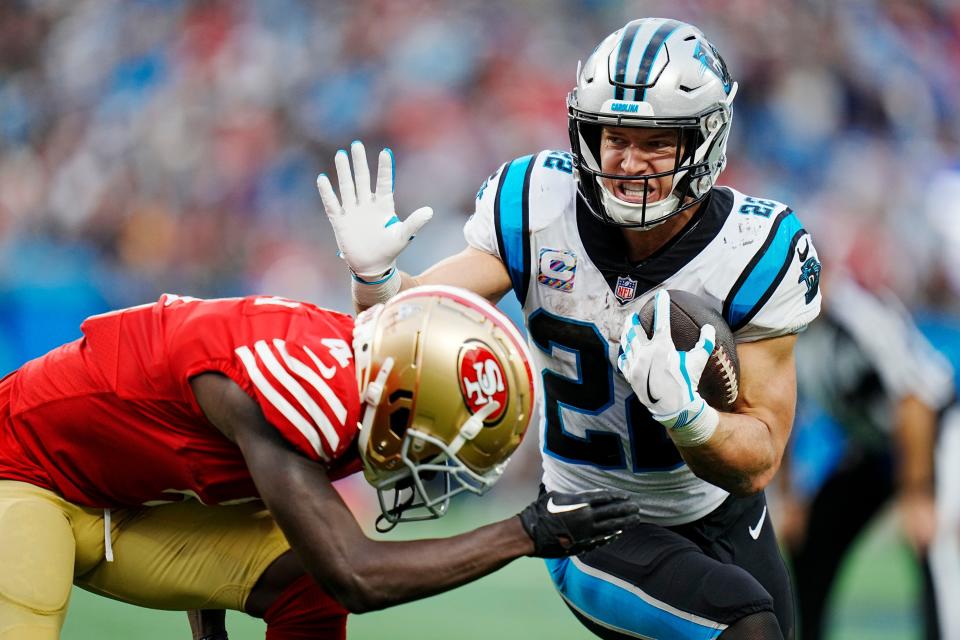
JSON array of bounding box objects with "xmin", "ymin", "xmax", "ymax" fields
[
  {"xmin": 797, "ymin": 238, "xmax": 822, "ymax": 304},
  {"xmin": 721, "ymin": 200, "xmax": 823, "ymax": 340}
]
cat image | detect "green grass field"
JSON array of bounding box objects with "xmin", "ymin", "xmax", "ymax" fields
[{"xmin": 61, "ymin": 498, "xmax": 922, "ymax": 640}]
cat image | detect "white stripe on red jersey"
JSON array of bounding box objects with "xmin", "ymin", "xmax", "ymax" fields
[
  {"xmin": 274, "ymin": 339, "xmax": 347, "ymax": 425},
  {"xmin": 235, "ymin": 343, "xmax": 331, "ymax": 460},
  {"xmin": 252, "ymin": 340, "xmax": 342, "ymax": 453}
]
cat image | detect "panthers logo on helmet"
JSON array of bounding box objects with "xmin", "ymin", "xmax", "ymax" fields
[
  {"xmin": 459, "ymin": 342, "xmax": 508, "ymax": 424},
  {"xmin": 799, "ymin": 256, "xmax": 822, "ymax": 304},
  {"xmin": 693, "ymin": 41, "xmax": 732, "ymax": 93}
]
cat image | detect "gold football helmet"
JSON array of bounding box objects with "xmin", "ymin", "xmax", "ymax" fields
[{"xmin": 353, "ymin": 285, "xmax": 537, "ymax": 529}]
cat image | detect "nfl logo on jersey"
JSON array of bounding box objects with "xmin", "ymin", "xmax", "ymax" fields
[{"xmin": 614, "ymin": 275, "xmax": 638, "ymax": 304}]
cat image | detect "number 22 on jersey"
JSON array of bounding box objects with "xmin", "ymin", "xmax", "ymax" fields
[{"xmin": 528, "ymin": 310, "xmax": 684, "ymax": 472}]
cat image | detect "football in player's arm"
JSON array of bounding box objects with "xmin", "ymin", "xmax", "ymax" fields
[
  {"xmin": 319, "ymin": 18, "xmax": 822, "ymax": 640},
  {"xmin": 0, "ymin": 289, "xmax": 639, "ymax": 640}
]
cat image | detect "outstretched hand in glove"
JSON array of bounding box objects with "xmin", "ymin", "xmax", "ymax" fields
[{"xmin": 317, "ymin": 141, "xmax": 433, "ymax": 280}]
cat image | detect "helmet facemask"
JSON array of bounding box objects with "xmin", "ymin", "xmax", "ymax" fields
[{"xmin": 367, "ymin": 408, "xmax": 507, "ymax": 532}]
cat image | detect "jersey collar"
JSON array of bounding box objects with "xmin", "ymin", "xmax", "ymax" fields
[{"xmin": 577, "ymin": 187, "xmax": 733, "ymax": 302}]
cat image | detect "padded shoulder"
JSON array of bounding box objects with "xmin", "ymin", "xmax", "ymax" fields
[
  {"xmin": 464, "ymin": 151, "xmax": 577, "ymax": 305},
  {"xmin": 717, "ymin": 188, "xmax": 822, "ymax": 340}
]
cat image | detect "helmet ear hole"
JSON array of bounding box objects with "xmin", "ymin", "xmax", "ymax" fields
[
  {"xmin": 388, "ymin": 389, "xmax": 413, "ymax": 403},
  {"xmin": 389, "ymin": 407, "xmax": 411, "ymax": 439}
]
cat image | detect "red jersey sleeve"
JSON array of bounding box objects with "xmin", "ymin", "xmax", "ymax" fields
[
  {"xmin": 165, "ymin": 295, "xmax": 361, "ymax": 463},
  {"xmin": 232, "ymin": 334, "xmax": 354, "ymax": 461}
]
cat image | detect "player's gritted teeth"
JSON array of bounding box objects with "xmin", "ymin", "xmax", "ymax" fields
[{"xmin": 614, "ymin": 180, "xmax": 657, "ymax": 204}]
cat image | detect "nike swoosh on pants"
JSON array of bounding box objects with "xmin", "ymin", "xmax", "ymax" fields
[{"xmin": 748, "ymin": 505, "xmax": 767, "ymax": 540}]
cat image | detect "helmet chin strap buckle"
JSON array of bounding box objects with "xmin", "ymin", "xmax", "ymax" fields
[
  {"xmin": 447, "ymin": 400, "xmax": 501, "ymax": 455},
  {"xmin": 359, "ymin": 357, "xmax": 394, "ymax": 434},
  {"xmin": 705, "ymin": 112, "xmax": 724, "ymax": 133}
]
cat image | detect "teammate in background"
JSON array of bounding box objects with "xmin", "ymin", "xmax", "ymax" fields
[
  {"xmin": 319, "ymin": 17, "xmax": 821, "ymax": 640},
  {"xmin": 778, "ymin": 272, "xmax": 954, "ymax": 640},
  {"xmin": 0, "ymin": 287, "xmax": 640, "ymax": 640}
]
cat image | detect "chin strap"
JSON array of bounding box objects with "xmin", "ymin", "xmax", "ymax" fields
[
  {"xmin": 374, "ymin": 488, "xmax": 417, "ymax": 533},
  {"xmin": 446, "ymin": 400, "xmax": 501, "ymax": 455},
  {"xmin": 597, "ymin": 174, "xmax": 683, "ymax": 228},
  {"xmin": 359, "ymin": 357, "xmax": 394, "ymax": 434}
]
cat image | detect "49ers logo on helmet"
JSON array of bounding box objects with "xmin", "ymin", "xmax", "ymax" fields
[{"xmin": 458, "ymin": 341, "xmax": 508, "ymax": 424}]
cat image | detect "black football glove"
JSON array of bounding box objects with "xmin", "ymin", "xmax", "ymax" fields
[{"xmin": 518, "ymin": 490, "xmax": 640, "ymax": 558}]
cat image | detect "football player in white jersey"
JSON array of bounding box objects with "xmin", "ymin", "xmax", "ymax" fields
[{"xmin": 319, "ymin": 17, "xmax": 821, "ymax": 640}]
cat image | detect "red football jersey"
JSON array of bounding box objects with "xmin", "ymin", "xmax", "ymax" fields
[{"xmin": 0, "ymin": 294, "xmax": 362, "ymax": 508}]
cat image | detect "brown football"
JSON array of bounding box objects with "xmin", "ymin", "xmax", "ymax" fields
[{"xmin": 637, "ymin": 290, "xmax": 740, "ymax": 411}]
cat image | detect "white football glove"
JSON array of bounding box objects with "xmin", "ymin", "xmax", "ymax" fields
[
  {"xmin": 618, "ymin": 290, "xmax": 719, "ymax": 446},
  {"xmin": 317, "ymin": 141, "xmax": 433, "ymax": 280}
]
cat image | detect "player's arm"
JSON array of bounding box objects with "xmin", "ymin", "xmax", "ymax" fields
[
  {"xmin": 191, "ymin": 372, "xmax": 639, "ymax": 614},
  {"xmin": 886, "ymin": 308, "xmax": 951, "ymax": 551},
  {"xmin": 680, "ymin": 333, "xmax": 797, "ymax": 495},
  {"xmin": 386, "ymin": 246, "xmax": 512, "ymax": 311},
  {"xmin": 354, "ymin": 246, "xmax": 511, "ymax": 313},
  {"xmin": 892, "ymin": 392, "xmax": 939, "ymax": 552}
]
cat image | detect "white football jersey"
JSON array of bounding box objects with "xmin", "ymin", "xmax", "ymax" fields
[{"xmin": 465, "ymin": 150, "xmax": 822, "ymax": 525}]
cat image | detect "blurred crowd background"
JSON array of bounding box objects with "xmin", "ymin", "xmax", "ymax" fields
[
  {"xmin": 2, "ymin": 0, "xmax": 960, "ymax": 367},
  {"xmin": 3, "ymin": 0, "xmax": 960, "ymax": 637}
]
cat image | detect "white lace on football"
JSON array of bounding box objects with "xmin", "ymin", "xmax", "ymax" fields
[{"xmin": 714, "ymin": 346, "xmax": 739, "ymax": 406}]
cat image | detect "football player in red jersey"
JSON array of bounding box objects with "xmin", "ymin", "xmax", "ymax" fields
[{"xmin": 0, "ymin": 285, "xmax": 639, "ymax": 640}]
